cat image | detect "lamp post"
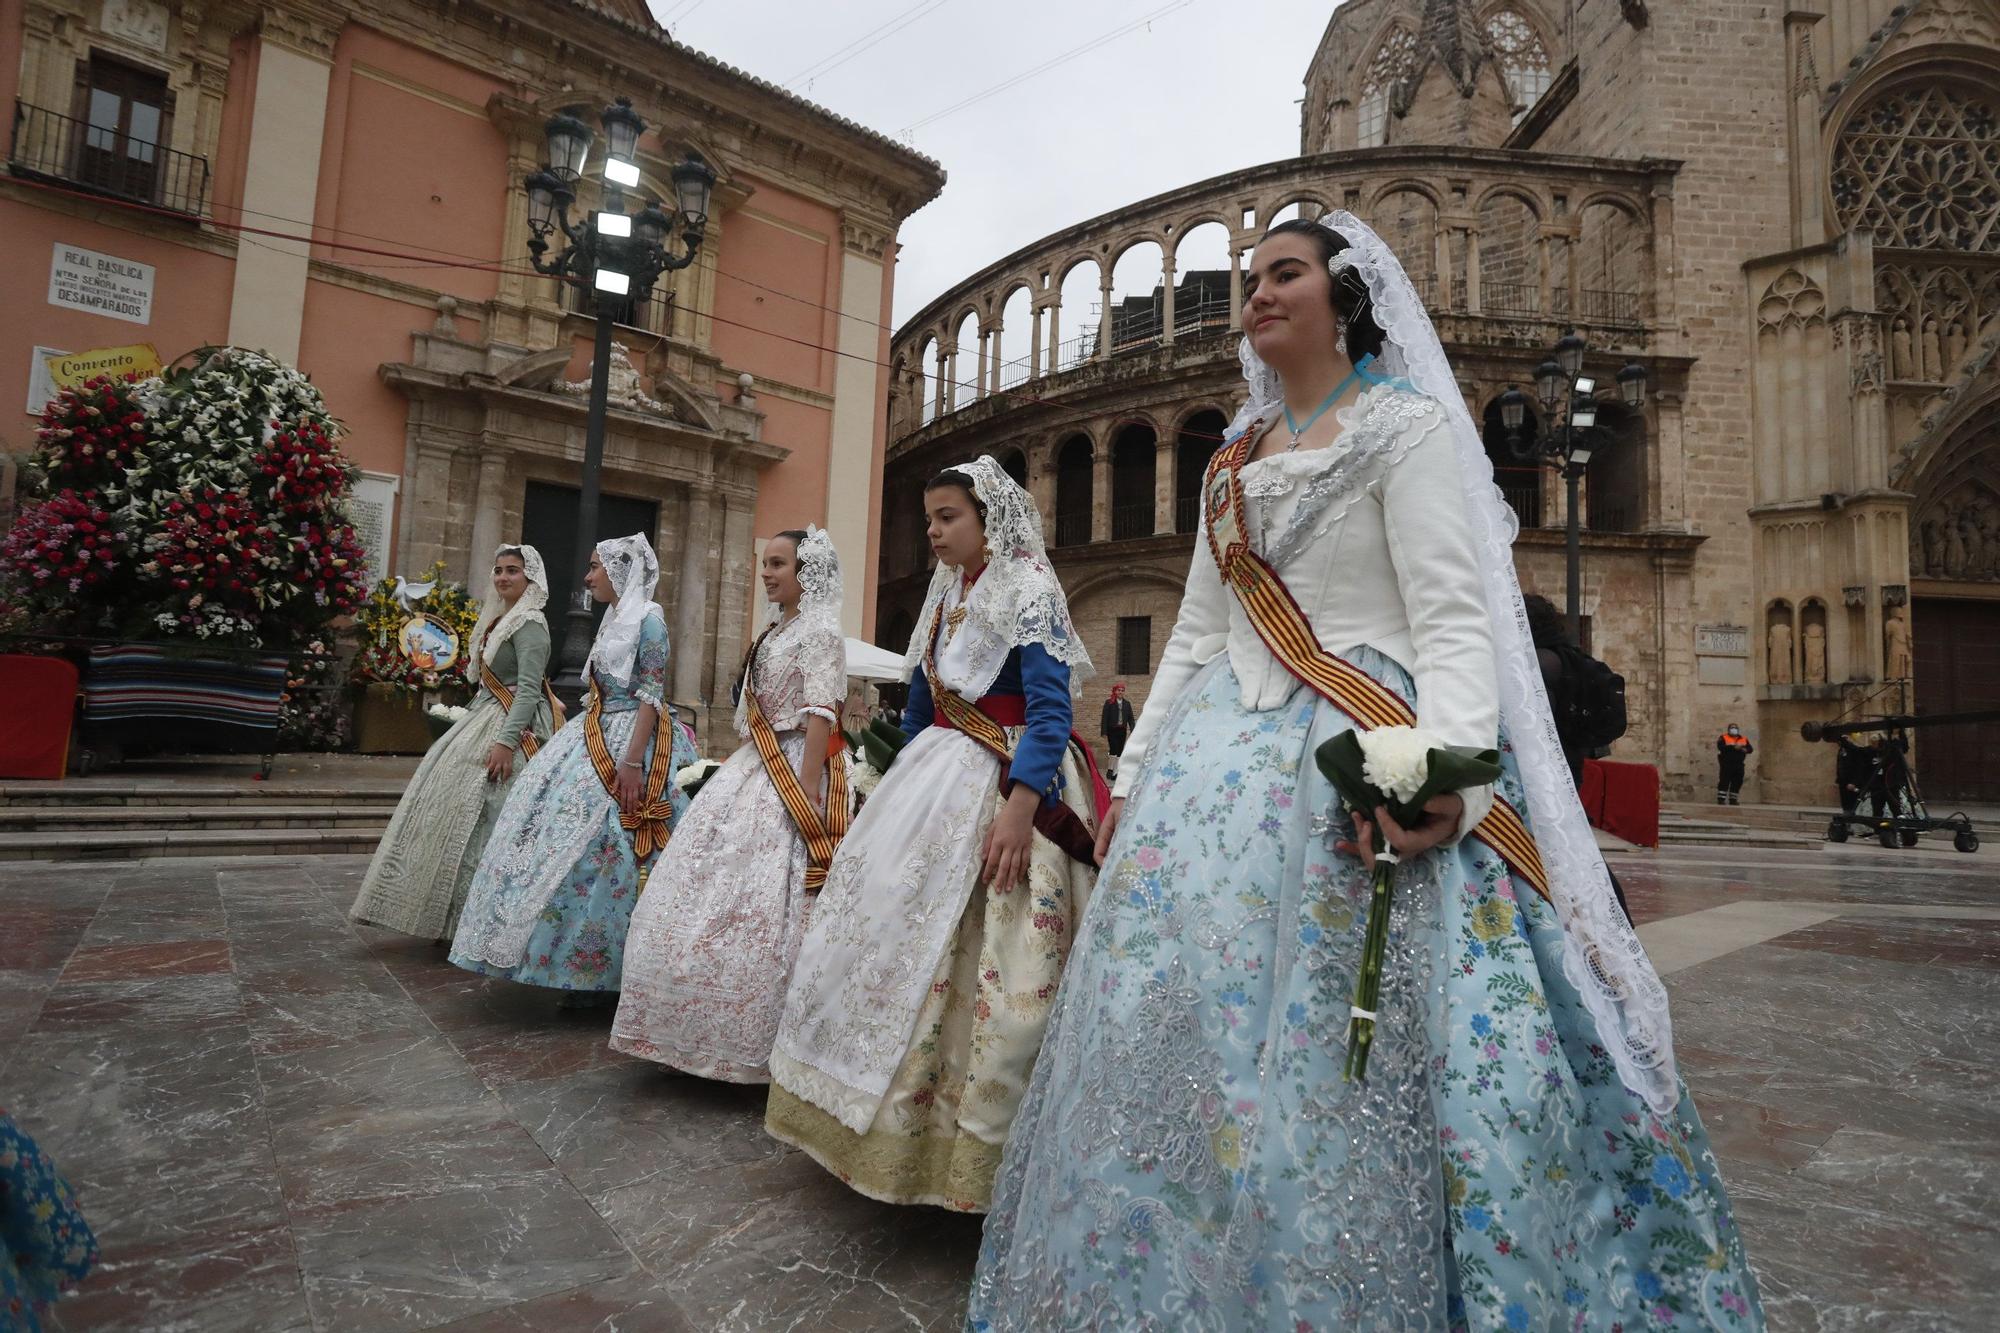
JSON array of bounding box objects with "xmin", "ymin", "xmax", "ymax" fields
[
  {"xmin": 1497, "ymin": 329, "xmax": 1648, "ymax": 645},
  {"xmin": 523, "ymin": 96, "xmax": 716, "ymax": 706}
]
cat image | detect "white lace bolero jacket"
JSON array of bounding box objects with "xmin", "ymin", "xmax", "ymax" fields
[{"xmin": 1113, "ymin": 383, "xmax": 1499, "ymax": 841}]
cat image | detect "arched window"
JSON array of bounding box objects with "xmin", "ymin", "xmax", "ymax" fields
[
  {"xmin": 1832, "ymin": 81, "xmax": 2000, "ymax": 254},
  {"xmin": 1484, "ymin": 9, "xmax": 1551, "ymax": 121},
  {"xmin": 1357, "ymin": 27, "xmax": 1416, "ymax": 148},
  {"xmin": 1054, "ymin": 435, "xmax": 1094, "ymax": 547}
]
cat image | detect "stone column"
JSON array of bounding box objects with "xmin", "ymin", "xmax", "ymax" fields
[
  {"xmin": 1536, "ymin": 231, "xmax": 1555, "ymax": 314},
  {"xmin": 226, "ymin": 17, "xmax": 335, "ymax": 363},
  {"xmin": 1029, "ymin": 305, "xmax": 1045, "ymax": 380},
  {"xmin": 1652, "ymin": 390, "xmax": 1686, "ymax": 529},
  {"xmin": 1097, "ymin": 279, "xmax": 1115, "ymax": 363},
  {"xmin": 464, "ymin": 447, "xmax": 509, "ymax": 584},
  {"xmin": 1091, "ymin": 441, "xmax": 1112, "ymax": 543},
  {"xmin": 1160, "ymin": 253, "xmax": 1178, "ymax": 346},
  {"xmin": 1153, "ymin": 435, "xmax": 1176, "ymax": 534},
  {"xmin": 1785, "ymin": 13, "xmax": 1828, "ymax": 250},
  {"xmin": 1027, "ymin": 439, "xmax": 1057, "ymax": 541},
  {"xmin": 673, "ymin": 480, "xmax": 713, "ymax": 706},
  {"xmin": 1048, "ymin": 303, "xmax": 1063, "ymax": 371},
  {"xmin": 1227, "ymin": 245, "xmax": 1245, "ymax": 330},
  {"xmin": 943, "ymin": 342, "xmax": 959, "ymax": 413},
  {"xmin": 1464, "ymin": 226, "xmax": 1482, "ymax": 316},
  {"xmin": 707, "ymin": 491, "xmax": 758, "ymax": 714}
]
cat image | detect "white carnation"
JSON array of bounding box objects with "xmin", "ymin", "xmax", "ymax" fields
[
  {"xmin": 675, "ymin": 759, "xmax": 720, "ymax": 792},
  {"xmin": 1356, "ymin": 725, "xmax": 1441, "ymax": 804}
]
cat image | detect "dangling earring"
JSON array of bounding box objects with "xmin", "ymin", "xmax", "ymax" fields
[{"xmin": 1335, "ymin": 329, "xmax": 1348, "ymax": 357}]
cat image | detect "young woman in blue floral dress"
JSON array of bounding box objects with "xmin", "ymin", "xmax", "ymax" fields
[
  {"xmin": 967, "ymin": 215, "xmax": 1765, "ymax": 1330},
  {"xmin": 450, "ymin": 534, "xmax": 695, "ymax": 998}
]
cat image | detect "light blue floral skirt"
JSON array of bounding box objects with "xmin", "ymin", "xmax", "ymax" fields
[
  {"xmin": 969, "ymin": 649, "xmax": 1764, "ymax": 1331},
  {"xmin": 451, "ymin": 706, "xmax": 695, "ymax": 993}
]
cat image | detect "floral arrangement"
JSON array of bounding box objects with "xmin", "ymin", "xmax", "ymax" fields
[
  {"xmin": 675, "ymin": 758, "xmax": 722, "ymax": 800},
  {"xmin": 426, "ymin": 703, "xmax": 469, "ymax": 725},
  {"xmin": 1315, "ymin": 725, "xmax": 1502, "ymax": 1082},
  {"xmin": 349, "ymin": 562, "xmax": 480, "ymax": 692},
  {"xmin": 0, "ymin": 350, "xmax": 368, "ymax": 650},
  {"xmin": 279, "ymin": 637, "xmax": 349, "ymax": 752}
]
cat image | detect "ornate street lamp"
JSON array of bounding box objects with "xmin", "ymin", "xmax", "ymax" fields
[
  {"xmin": 1502, "ymin": 331, "xmax": 1650, "ymax": 644},
  {"xmin": 523, "ymin": 97, "xmax": 718, "ymax": 706}
]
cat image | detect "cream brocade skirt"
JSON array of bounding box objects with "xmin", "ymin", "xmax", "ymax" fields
[
  {"xmin": 766, "ymin": 724, "xmax": 1097, "ymax": 1212},
  {"xmin": 348, "ymin": 690, "xmax": 538, "ymax": 941}
]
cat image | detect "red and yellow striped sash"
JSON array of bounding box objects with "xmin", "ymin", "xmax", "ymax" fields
[
  {"xmin": 741, "ymin": 666, "xmax": 851, "ymax": 891},
  {"xmin": 1202, "ymin": 433, "xmax": 1552, "ymax": 903},
  {"xmin": 583, "ymin": 680, "xmax": 677, "ymax": 861},
  {"xmin": 479, "ymin": 662, "xmax": 566, "ymax": 759}
]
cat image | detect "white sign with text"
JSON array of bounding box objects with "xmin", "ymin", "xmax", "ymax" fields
[{"xmin": 48, "ymin": 243, "xmax": 155, "ymax": 324}]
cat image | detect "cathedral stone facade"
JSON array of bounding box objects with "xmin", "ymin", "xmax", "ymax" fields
[{"xmin": 879, "ymin": 0, "xmax": 2000, "ymax": 804}]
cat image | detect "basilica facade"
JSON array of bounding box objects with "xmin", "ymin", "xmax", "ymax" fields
[{"xmin": 879, "ymin": 0, "xmax": 2000, "ymax": 804}]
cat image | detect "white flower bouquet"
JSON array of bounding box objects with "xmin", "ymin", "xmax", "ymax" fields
[
  {"xmin": 675, "ymin": 759, "xmax": 722, "ymax": 799},
  {"xmin": 426, "ymin": 703, "xmax": 468, "ymax": 723},
  {"xmin": 1315, "ymin": 724, "xmax": 1502, "ymax": 1082}
]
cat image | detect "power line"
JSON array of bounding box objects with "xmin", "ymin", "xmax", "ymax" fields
[
  {"xmin": 901, "ymin": 0, "xmax": 1197, "ymax": 135},
  {"xmin": 9, "ymin": 172, "xmax": 1238, "ymax": 446},
  {"xmin": 783, "ymin": 0, "xmax": 953, "ymax": 91}
]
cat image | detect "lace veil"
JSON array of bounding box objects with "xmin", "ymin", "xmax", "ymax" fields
[
  {"xmin": 584, "ymin": 532, "xmax": 661, "ymax": 691},
  {"xmin": 899, "ymin": 454, "xmax": 1095, "ymax": 699},
  {"xmin": 465, "ymin": 543, "xmax": 551, "ymax": 682},
  {"xmin": 736, "ymin": 525, "xmax": 846, "ymax": 734},
  {"xmin": 1237, "ymin": 211, "xmax": 1679, "ymax": 1116}
]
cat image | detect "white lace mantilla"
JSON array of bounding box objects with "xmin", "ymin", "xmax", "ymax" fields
[{"xmin": 1233, "ymin": 210, "xmax": 1679, "ymax": 1116}]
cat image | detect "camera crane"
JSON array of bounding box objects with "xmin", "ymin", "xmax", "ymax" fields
[{"xmin": 1799, "ymin": 707, "xmax": 1995, "ymax": 852}]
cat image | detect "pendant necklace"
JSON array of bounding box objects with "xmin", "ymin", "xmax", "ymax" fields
[{"xmin": 1282, "ymin": 363, "xmax": 1366, "ymax": 452}]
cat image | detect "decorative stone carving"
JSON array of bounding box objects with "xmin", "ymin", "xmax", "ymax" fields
[
  {"xmin": 1802, "ymin": 621, "xmax": 1827, "ymax": 685},
  {"xmin": 1913, "ymin": 487, "xmax": 2000, "ymax": 581},
  {"xmin": 1843, "ymin": 584, "xmax": 1868, "ymax": 608},
  {"xmin": 1884, "ymin": 607, "xmax": 1912, "ymax": 680},
  {"xmin": 1757, "ymin": 267, "xmax": 1826, "ymax": 331},
  {"xmin": 562, "ymin": 342, "xmax": 666, "ymax": 415},
  {"xmin": 1767, "ymin": 621, "xmax": 1794, "ymax": 685},
  {"xmin": 1832, "ymin": 83, "xmax": 1999, "ymax": 255}
]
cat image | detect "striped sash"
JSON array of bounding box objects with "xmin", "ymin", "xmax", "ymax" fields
[
  {"xmin": 1202, "ymin": 432, "xmax": 1552, "ymax": 903},
  {"xmin": 478, "ymin": 662, "xmax": 566, "ymax": 760},
  {"xmin": 740, "ymin": 642, "xmax": 851, "ymax": 891},
  {"xmin": 923, "ymin": 604, "xmax": 1098, "ymax": 865},
  {"xmin": 582, "ymin": 679, "xmax": 677, "ymax": 860}
]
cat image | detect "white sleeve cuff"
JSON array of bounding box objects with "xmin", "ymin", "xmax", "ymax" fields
[{"xmin": 1450, "ymin": 782, "xmax": 1496, "ymax": 845}]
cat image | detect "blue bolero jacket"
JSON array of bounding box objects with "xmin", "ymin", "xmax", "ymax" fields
[{"xmin": 903, "ymin": 642, "xmax": 1072, "ymax": 802}]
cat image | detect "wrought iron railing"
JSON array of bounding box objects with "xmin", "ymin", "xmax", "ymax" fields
[
  {"xmin": 561, "ymin": 279, "xmax": 675, "ymax": 337},
  {"xmin": 1054, "ymin": 511, "xmax": 1093, "ymax": 548},
  {"xmin": 8, "ymin": 100, "xmax": 209, "ymax": 216},
  {"xmin": 1494, "ymin": 469, "xmax": 1545, "ymax": 528},
  {"xmin": 1175, "ymin": 494, "xmax": 1201, "ymax": 533},
  {"xmin": 1112, "ymin": 502, "xmax": 1154, "ymax": 541}
]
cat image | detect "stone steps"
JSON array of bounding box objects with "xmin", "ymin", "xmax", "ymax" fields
[
  {"xmin": 1655, "ymin": 812, "xmax": 1822, "ymax": 850},
  {"xmin": 0, "ymin": 826, "xmax": 388, "ymax": 861},
  {"xmin": 0, "ymin": 782, "xmax": 404, "ymax": 809},
  {"xmin": 0, "ymin": 805, "xmax": 394, "ymax": 833}
]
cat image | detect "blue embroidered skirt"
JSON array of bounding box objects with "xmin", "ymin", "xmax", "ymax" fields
[{"xmin": 969, "ymin": 648, "xmax": 1764, "ymax": 1331}]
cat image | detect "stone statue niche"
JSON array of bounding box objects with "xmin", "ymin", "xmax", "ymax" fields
[
  {"xmin": 1800, "ymin": 600, "xmax": 1828, "ymax": 686},
  {"xmin": 1766, "ymin": 601, "xmax": 1795, "ymax": 686},
  {"xmin": 1883, "ymin": 606, "xmax": 1913, "ymax": 681}
]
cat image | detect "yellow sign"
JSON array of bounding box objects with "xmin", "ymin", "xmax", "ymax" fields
[{"xmin": 44, "ymin": 343, "xmax": 162, "ymax": 390}]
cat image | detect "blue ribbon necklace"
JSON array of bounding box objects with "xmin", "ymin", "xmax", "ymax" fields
[{"xmin": 1282, "ymin": 355, "xmax": 1373, "ymax": 452}]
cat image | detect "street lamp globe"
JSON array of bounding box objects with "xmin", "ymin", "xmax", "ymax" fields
[
  {"xmin": 1497, "ymin": 383, "xmax": 1528, "ymax": 434},
  {"xmin": 523, "ymin": 168, "xmax": 567, "ymax": 237},
  {"xmin": 600, "ymin": 96, "xmax": 645, "ymax": 165},
  {"xmin": 1617, "ymin": 359, "xmax": 1649, "ymax": 408},
  {"xmin": 672, "ymin": 151, "xmax": 717, "ymax": 229},
  {"xmin": 544, "ymin": 110, "xmax": 594, "ymax": 179},
  {"xmin": 1553, "ymin": 328, "xmax": 1587, "ymax": 379},
  {"xmin": 1534, "ymin": 358, "xmax": 1565, "ymax": 409},
  {"xmin": 632, "ymin": 199, "xmax": 672, "ymax": 248}
]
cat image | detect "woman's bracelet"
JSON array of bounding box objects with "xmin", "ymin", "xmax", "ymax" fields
[{"xmin": 618, "ymin": 759, "xmax": 642, "ymax": 770}]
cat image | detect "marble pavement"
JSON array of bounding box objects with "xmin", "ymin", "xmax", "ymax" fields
[{"xmin": 2, "ymin": 842, "xmax": 1995, "ymax": 1331}]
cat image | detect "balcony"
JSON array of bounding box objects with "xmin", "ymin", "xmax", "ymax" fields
[
  {"xmin": 8, "ymin": 100, "xmax": 209, "ymax": 217},
  {"xmin": 561, "ymin": 279, "xmax": 677, "ymax": 338}
]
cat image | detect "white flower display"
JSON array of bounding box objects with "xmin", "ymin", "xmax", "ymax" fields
[
  {"xmin": 675, "ymin": 759, "xmax": 720, "ymax": 792},
  {"xmin": 1355, "ymin": 725, "xmax": 1442, "ymax": 805},
  {"xmin": 426, "ymin": 703, "xmax": 468, "ymax": 723},
  {"xmin": 847, "ymin": 753, "xmax": 884, "ymax": 801}
]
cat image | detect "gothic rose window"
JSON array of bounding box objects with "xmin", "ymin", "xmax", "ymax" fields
[
  {"xmin": 1832, "ymin": 82, "xmax": 2000, "ymax": 253},
  {"xmin": 1485, "ymin": 9, "xmax": 1552, "ymax": 121},
  {"xmin": 1357, "ymin": 26, "xmax": 1417, "ymax": 148}
]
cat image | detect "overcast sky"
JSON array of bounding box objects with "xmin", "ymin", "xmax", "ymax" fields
[{"xmin": 649, "ymin": 0, "xmax": 1339, "ymax": 328}]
